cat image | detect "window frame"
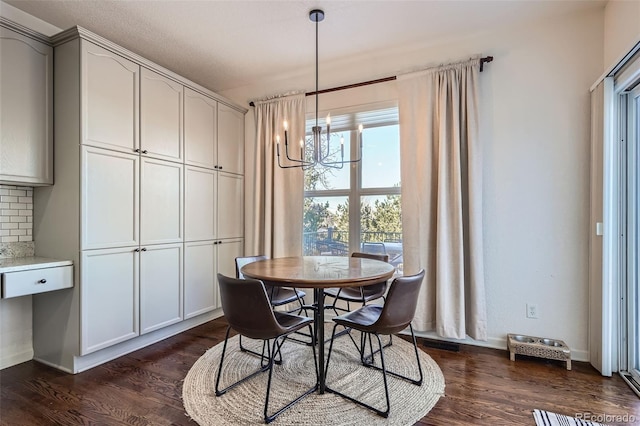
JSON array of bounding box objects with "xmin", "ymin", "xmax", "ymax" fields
[{"xmin": 303, "ymin": 102, "xmax": 401, "ymax": 255}]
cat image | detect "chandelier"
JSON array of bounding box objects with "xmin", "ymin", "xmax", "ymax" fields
[{"xmin": 276, "ymin": 9, "xmax": 363, "ymax": 170}]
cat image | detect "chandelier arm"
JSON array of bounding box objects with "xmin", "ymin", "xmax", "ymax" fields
[
  {"xmin": 284, "ymin": 142, "xmax": 312, "ymax": 164},
  {"xmin": 277, "ymin": 152, "xmax": 307, "ymax": 169}
]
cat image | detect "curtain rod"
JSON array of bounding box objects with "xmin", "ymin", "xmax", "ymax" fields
[{"xmin": 249, "ymin": 55, "xmax": 493, "ymax": 107}]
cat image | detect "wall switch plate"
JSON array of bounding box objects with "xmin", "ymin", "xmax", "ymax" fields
[
  {"xmin": 596, "ymin": 222, "xmax": 604, "ymax": 236},
  {"xmin": 526, "ymin": 303, "xmax": 538, "ymax": 319}
]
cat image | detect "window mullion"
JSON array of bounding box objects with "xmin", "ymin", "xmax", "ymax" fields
[{"xmin": 349, "ymin": 128, "xmax": 360, "ymax": 254}]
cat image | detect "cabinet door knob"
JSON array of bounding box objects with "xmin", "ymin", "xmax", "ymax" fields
[
  {"xmin": 142, "ymin": 150, "xmax": 148, "ymax": 154},
  {"xmin": 134, "ymin": 148, "xmax": 141, "ymax": 153},
  {"xmin": 141, "ymin": 247, "xmax": 147, "ymax": 251},
  {"xmin": 134, "ymin": 248, "xmax": 140, "ymax": 252},
  {"xmin": 38, "ymin": 279, "xmax": 47, "ymax": 284},
  {"xmin": 218, "ymin": 166, "xmax": 223, "ymax": 170}
]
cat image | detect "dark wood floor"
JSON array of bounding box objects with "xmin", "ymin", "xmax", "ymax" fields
[{"xmin": 1, "ymin": 317, "xmax": 639, "ymax": 425}]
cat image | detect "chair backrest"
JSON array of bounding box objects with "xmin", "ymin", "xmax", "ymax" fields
[
  {"xmin": 374, "ymin": 269, "xmax": 425, "ymax": 334},
  {"xmin": 235, "ymin": 255, "xmax": 267, "ymax": 279},
  {"xmin": 351, "ymin": 252, "xmax": 390, "ymax": 295},
  {"xmin": 351, "ymin": 251, "xmax": 390, "ymax": 263},
  {"xmin": 217, "ymin": 273, "xmax": 284, "ymax": 340}
]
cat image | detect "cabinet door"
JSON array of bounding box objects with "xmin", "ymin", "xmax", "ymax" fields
[
  {"xmin": 217, "ymin": 104, "xmax": 244, "ymax": 175},
  {"xmin": 184, "ymin": 88, "xmax": 217, "ymax": 169},
  {"xmin": 0, "ymin": 27, "xmax": 53, "ymax": 185},
  {"xmin": 81, "ymin": 247, "xmax": 139, "ymax": 355},
  {"xmin": 185, "ymin": 166, "xmax": 216, "ymax": 241},
  {"xmin": 218, "ymin": 172, "xmax": 244, "ymax": 239},
  {"xmin": 82, "ymin": 41, "xmax": 139, "ymax": 153},
  {"xmin": 140, "ymin": 243, "xmax": 183, "ymax": 334},
  {"xmin": 216, "ymin": 239, "xmax": 244, "ymax": 309},
  {"xmin": 81, "ymin": 146, "xmax": 139, "ymax": 250},
  {"xmin": 140, "ymin": 67, "xmax": 183, "ymax": 162},
  {"xmin": 184, "ymin": 240, "xmax": 216, "ymax": 319},
  {"xmin": 140, "ymin": 158, "xmax": 183, "ymax": 245}
]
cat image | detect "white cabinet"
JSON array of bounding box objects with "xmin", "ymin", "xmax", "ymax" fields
[
  {"xmin": 82, "ymin": 42, "xmax": 139, "ymax": 154},
  {"xmin": 184, "ymin": 90, "xmax": 244, "ymax": 174},
  {"xmin": 218, "ymin": 172, "xmax": 244, "ymax": 240},
  {"xmin": 140, "ymin": 67, "xmax": 183, "ymax": 162},
  {"xmin": 140, "ymin": 243, "xmax": 183, "ymax": 334},
  {"xmin": 81, "ymin": 247, "xmax": 139, "ymax": 355},
  {"xmin": 185, "ymin": 166, "xmax": 216, "ymax": 242},
  {"xmin": 184, "ymin": 239, "xmax": 243, "ymax": 316},
  {"xmin": 215, "ymin": 239, "xmax": 244, "ymax": 309},
  {"xmin": 140, "ymin": 158, "xmax": 183, "ymax": 245},
  {"xmin": 217, "ymin": 103, "xmax": 245, "ymax": 175},
  {"xmin": 81, "ymin": 147, "xmax": 183, "ymax": 249},
  {"xmin": 33, "ymin": 27, "xmax": 246, "ymax": 373},
  {"xmin": 0, "ymin": 25, "xmax": 53, "ymax": 186},
  {"xmin": 81, "ymin": 146, "xmax": 139, "ymax": 250},
  {"xmin": 184, "ymin": 240, "xmax": 216, "ymax": 319},
  {"xmin": 184, "ymin": 88, "xmax": 217, "ymax": 169}
]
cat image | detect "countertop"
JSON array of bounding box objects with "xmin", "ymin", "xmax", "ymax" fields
[{"xmin": 0, "ymin": 257, "xmax": 73, "ymax": 273}]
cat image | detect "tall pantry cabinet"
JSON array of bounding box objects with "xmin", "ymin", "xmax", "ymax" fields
[{"xmin": 32, "ymin": 27, "xmax": 245, "ymax": 373}]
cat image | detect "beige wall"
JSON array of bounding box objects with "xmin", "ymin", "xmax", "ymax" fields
[
  {"xmin": 604, "ymin": 0, "xmax": 640, "ymax": 70},
  {"xmin": 222, "ymin": 8, "xmax": 604, "ymax": 361}
]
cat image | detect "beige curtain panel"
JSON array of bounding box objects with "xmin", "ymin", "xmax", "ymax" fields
[
  {"xmin": 248, "ymin": 93, "xmax": 305, "ymax": 258},
  {"xmin": 398, "ymin": 58, "xmax": 487, "ymax": 341}
]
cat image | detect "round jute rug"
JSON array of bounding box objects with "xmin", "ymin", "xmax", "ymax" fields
[{"xmin": 182, "ymin": 327, "xmax": 445, "ymax": 425}]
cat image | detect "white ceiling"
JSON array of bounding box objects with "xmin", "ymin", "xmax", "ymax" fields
[{"xmin": 5, "ymin": 0, "xmax": 605, "ymax": 93}]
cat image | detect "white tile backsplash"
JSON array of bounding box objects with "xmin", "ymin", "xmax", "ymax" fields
[{"xmin": 0, "ymin": 185, "xmax": 33, "ymax": 245}]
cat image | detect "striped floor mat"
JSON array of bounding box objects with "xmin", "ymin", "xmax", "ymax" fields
[{"xmin": 533, "ymin": 409, "xmax": 606, "ymax": 426}]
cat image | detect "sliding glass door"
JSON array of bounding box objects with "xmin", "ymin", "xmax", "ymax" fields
[{"xmin": 623, "ymin": 85, "xmax": 640, "ymax": 388}]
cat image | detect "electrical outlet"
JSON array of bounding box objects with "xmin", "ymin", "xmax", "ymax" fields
[{"xmin": 526, "ymin": 303, "xmax": 538, "ymax": 319}]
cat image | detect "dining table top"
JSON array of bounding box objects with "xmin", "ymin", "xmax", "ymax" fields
[{"xmin": 240, "ymin": 255, "xmax": 396, "ymax": 289}]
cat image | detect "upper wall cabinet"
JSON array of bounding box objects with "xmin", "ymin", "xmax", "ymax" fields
[
  {"xmin": 217, "ymin": 104, "xmax": 244, "ymax": 175},
  {"xmin": 140, "ymin": 68, "xmax": 183, "ymax": 163},
  {"xmin": 184, "ymin": 88, "xmax": 217, "ymax": 169},
  {"xmin": 82, "ymin": 42, "xmax": 139, "ymax": 154},
  {"xmin": 0, "ymin": 25, "xmax": 53, "ymax": 186}
]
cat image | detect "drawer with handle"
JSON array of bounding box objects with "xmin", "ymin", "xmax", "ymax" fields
[{"xmin": 2, "ymin": 265, "xmax": 73, "ymax": 298}]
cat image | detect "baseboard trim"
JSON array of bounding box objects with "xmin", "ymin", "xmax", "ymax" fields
[
  {"xmin": 408, "ymin": 330, "xmax": 589, "ymax": 362},
  {"xmin": 33, "ymin": 309, "xmax": 223, "ymax": 373},
  {"xmin": 1, "ymin": 348, "xmax": 34, "ymax": 370}
]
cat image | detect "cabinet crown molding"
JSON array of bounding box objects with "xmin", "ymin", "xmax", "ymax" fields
[
  {"xmin": 0, "ymin": 17, "xmax": 52, "ymax": 45},
  {"xmin": 51, "ymin": 25, "xmax": 247, "ymax": 115}
]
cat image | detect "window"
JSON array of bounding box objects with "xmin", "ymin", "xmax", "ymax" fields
[{"xmin": 302, "ymin": 105, "xmax": 403, "ymax": 271}]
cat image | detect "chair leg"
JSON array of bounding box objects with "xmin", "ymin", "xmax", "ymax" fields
[
  {"xmin": 325, "ymin": 331, "xmax": 390, "ymax": 418},
  {"xmin": 216, "ymin": 327, "xmax": 270, "ymax": 396},
  {"xmin": 362, "ymin": 333, "xmax": 393, "ymax": 365},
  {"xmin": 409, "ymin": 324, "xmax": 423, "ymax": 386},
  {"xmin": 263, "ymin": 327, "xmax": 319, "ymax": 424},
  {"xmin": 239, "ymin": 335, "xmax": 282, "ymax": 366},
  {"xmin": 361, "ymin": 327, "xmax": 423, "ymax": 386}
]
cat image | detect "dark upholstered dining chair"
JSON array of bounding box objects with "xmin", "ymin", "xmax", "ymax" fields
[
  {"xmin": 215, "ymin": 273, "xmax": 318, "ymax": 424},
  {"xmin": 235, "ymin": 255, "xmax": 310, "ymax": 353},
  {"xmin": 324, "ymin": 269, "xmax": 426, "ymax": 418},
  {"xmin": 236, "ymin": 255, "xmax": 306, "ymax": 310},
  {"xmin": 323, "ymin": 252, "xmax": 390, "ymax": 314}
]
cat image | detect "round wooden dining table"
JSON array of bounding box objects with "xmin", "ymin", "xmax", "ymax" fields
[{"xmin": 240, "ymin": 255, "xmax": 396, "ymax": 394}]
